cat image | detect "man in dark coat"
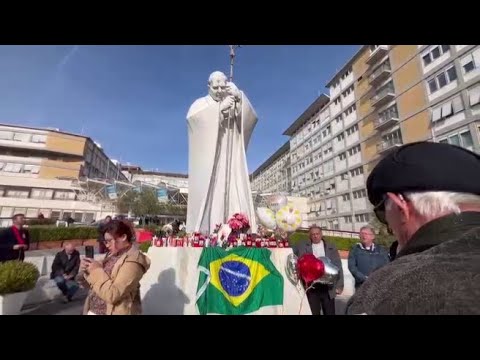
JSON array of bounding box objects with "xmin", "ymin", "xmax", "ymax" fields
[
  {"xmin": 293, "ymin": 226, "xmax": 344, "ymax": 315},
  {"xmin": 0, "ymin": 214, "xmax": 30, "ymax": 262},
  {"xmin": 97, "ymin": 215, "xmax": 112, "ymax": 254},
  {"xmin": 50, "ymin": 242, "xmax": 81, "ymax": 302},
  {"xmin": 346, "ymin": 142, "xmax": 480, "ymax": 315}
]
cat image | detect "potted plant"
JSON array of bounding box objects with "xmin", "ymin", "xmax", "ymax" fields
[{"xmin": 0, "ymin": 261, "xmax": 40, "ymax": 315}]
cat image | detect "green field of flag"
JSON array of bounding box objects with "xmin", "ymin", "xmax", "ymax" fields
[{"xmin": 196, "ymin": 247, "xmax": 284, "ymax": 315}]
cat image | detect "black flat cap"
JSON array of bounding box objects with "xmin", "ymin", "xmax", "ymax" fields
[{"xmin": 366, "ymin": 141, "xmax": 480, "ymax": 206}]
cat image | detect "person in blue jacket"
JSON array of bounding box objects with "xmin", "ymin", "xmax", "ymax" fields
[{"xmin": 348, "ymin": 225, "xmax": 389, "ymax": 290}]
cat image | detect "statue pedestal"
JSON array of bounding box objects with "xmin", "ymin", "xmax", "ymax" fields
[{"xmin": 140, "ymin": 247, "xmax": 312, "ymax": 315}]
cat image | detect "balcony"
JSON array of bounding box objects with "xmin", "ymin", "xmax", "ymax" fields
[
  {"xmin": 371, "ymin": 87, "xmax": 395, "ymax": 107},
  {"xmin": 374, "ymin": 112, "xmax": 399, "ymax": 130},
  {"xmin": 377, "ymin": 138, "xmax": 403, "ymax": 154},
  {"xmin": 366, "ymin": 45, "xmax": 388, "ymax": 65},
  {"xmin": 369, "ymin": 62, "xmax": 391, "ymax": 86}
]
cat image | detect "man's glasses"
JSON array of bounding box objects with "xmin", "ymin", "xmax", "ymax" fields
[
  {"xmin": 373, "ymin": 196, "xmax": 387, "ymax": 225},
  {"xmin": 374, "ymin": 193, "xmax": 408, "ymax": 235}
]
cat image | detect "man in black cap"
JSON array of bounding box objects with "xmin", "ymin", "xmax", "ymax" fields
[{"xmin": 346, "ymin": 141, "xmax": 480, "ymax": 315}]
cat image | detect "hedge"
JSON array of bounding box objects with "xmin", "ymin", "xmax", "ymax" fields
[
  {"xmin": 0, "ymin": 226, "xmax": 99, "ymax": 242},
  {"xmin": 288, "ymin": 232, "xmax": 358, "ymax": 251},
  {"xmin": 0, "ymin": 261, "xmax": 40, "ymax": 295},
  {"xmin": 26, "ymin": 218, "xmax": 57, "ymax": 226},
  {"xmin": 139, "ymin": 241, "xmax": 152, "ymax": 253}
]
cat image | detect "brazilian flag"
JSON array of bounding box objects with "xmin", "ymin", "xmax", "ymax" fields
[{"xmin": 196, "ymin": 247, "xmax": 284, "ymax": 315}]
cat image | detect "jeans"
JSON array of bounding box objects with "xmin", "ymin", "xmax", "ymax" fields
[{"xmin": 54, "ymin": 276, "xmax": 79, "ymax": 299}]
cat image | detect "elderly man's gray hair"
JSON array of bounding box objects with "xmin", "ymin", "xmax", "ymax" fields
[
  {"xmin": 385, "ymin": 191, "xmax": 480, "ymax": 218},
  {"xmin": 359, "ymin": 225, "xmax": 375, "ymax": 234}
]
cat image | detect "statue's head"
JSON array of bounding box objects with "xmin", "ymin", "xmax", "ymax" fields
[{"xmin": 208, "ymin": 71, "xmax": 228, "ymax": 102}]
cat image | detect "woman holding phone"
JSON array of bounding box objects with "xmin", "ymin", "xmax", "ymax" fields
[{"xmin": 80, "ymin": 219, "xmax": 150, "ymax": 315}]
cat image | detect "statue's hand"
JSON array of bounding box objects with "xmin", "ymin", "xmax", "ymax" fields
[
  {"xmin": 220, "ymin": 95, "xmax": 235, "ymax": 113},
  {"xmin": 226, "ymin": 82, "xmax": 241, "ymax": 100}
]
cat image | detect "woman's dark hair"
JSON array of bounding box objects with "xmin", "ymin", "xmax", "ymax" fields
[{"xmin": 103, "ymin": 220, "xmax": 134, "ymax": 243}]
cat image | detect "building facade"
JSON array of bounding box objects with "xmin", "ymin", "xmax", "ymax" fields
[
  {"xmin": 0, "ymin": 124, "xmax": 127, "ymax": 226},
  {"xmin": 250, "ymin": 141, "xmax": 290, "ymax": 194},
  {"xmin": 121, "ymin": 166, "xmax": 188, "ymax": 205},
  {"xmin": 256, "ymin": 45, "xmax": 480, "ymax": 232}
]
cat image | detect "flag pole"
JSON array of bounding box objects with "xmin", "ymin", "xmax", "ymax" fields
[{"xmin": 224, "ymin": 45, "xmax": 240, "ymax": 223}]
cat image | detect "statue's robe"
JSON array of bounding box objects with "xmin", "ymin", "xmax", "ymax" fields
[{"xmin": 186, "ymin": 92, "xmax": 257, "ymax": 235}]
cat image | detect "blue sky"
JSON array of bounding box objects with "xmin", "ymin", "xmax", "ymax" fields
[{"xmin": 0, "ymin": 45, "xmax": 360, "ymax": 174}]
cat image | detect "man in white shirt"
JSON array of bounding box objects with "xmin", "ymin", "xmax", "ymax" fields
[{"xmin": 293, "ymin": 226, "xmax": 344, "ymax": 315}]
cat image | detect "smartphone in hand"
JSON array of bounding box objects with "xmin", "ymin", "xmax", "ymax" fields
[{"xmin": 85, "ymin": 245, "xmax": 94, "ymax": 259}]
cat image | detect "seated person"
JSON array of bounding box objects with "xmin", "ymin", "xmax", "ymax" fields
[{"xmin": 50, "ymin": 242, "xmax": 81, "ymax": 302}]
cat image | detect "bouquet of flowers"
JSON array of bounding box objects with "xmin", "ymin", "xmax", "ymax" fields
[{"xmin": 227, "ymin": 213, "xmax": 250, "ymax": 233}]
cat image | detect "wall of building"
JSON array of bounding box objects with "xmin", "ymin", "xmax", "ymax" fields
[
  {"xmin": 0, "ymin": 125, "xmax": 126, "ymax": 225},
  {"xmin": 273, "ymin": 45, "xmax": 480, "ymax": 232},
  {"xmin": 45, "ymin": 131, "xmax": 86, "ymax": 156}
]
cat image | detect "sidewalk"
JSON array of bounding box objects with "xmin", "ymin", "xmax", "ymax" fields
[{"xmin": 21, "ymin": 289, "xmax": 88, "ymax": 315}]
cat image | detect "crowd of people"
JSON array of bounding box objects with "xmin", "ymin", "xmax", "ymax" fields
[
  {"xmin": 293, "ymin": 141, "xmax": 480, "ymax": 315},
  {"xmin": 1, "ymin": 141, "xmax": 479, "ymax": 315}
]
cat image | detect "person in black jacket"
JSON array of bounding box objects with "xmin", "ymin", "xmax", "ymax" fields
[
  {"xmin": 50, "ymin": 242, "xmax": 81, "ymax": 302},
  {"xmin": 0, "ymin": 214, "xmax": 30, "ymax": 262},
  {"xmin": 97, "ymin": 216, "xmax": 112, "ymax": 254},
  {"xmin": 346, "ymin": 142, "xmax": 480, "ymax": 315}
]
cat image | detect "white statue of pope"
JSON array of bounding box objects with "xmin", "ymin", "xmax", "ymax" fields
[{"xmin": 186, "ymin": 71, "xmax": 257, "ymax": 235}]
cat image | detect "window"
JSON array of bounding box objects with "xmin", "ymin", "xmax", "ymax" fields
[
  {"xmin": 337, "ymin": 133, "xmax": 345, "ymax": 141},
  {"xmin": 5, "ymin": 190, "xmax": 29, "ymax": 198},
  {"xmin": 3, "ymin": 163, "xmax": 22, "ymax": 173},
  {"xmin": 427, "ymin": 65, "xmax": 457, "ymax": 94},
  {"xmin": 0, "ymin": 131, "xmax": 14, "ymax": 140},
  {"xmin": 469, "ymin": 84, "xmax": 480, "ymax": 106},
  {"xmin": 422, "ymin": 45, "xmax": 450, "ymax": 66},
  {"xmin": 322, "ymin": 125, "xmax": 331, "ymax": 138},
  {"xmin": 460, "ymin": 49, "xmax": 480, "ymax": 74},
  {"xmin": 339, "ymin": 152, "xmax": 346, "ymax": 160},
  {"xmin": 344, "ymin": 104, "xmax": 356, "ymax": 116},
  {"xmin": 344, "ymin": 216, "xmax": 353, "ymax": 223},
  {"xmin": 342, "ymin": 68, "xmax": 353, "ymax": 79},
  {"xmin": 342, "ymin": 86, "xmax": 354, "ymax": 97},
  {"xmin": 335, "ymin": 115, "xmax": 343, "ymax": 123},
  {"xmin": 382, "ymin": 129, "xmax": 403, "ymax": 145},
  {"xmin": 340, "ymin": 172, "xmax": 349, "ymax": 180},
  {"xmin": 31, "ymin": 134, "xmax": 47, "ymax": 143},
  {"xmin": 439, "ymin": 130, "xmax": 474, "ymax": 151},
  {"xmin": 348, "ymin": 145, "xmax": 361, "ymax": 156},
  {"xmin": 355, "ymin": 214, "xmax": 370, "ymax": 223},
  {"xmin": 26, "ymin": 208, "xmax": 39, "ymax": 218},
  {"xmin": 346, "ymin": 124, "xmax": 359, "ymax": 136},
  {"xmin": 379, "ymin": 104, "xmax": 399, "ymax": 122},
  {"xmin": 13, "ymin": 133, "xmax": 31, "ymax": 142},
  {"xmin": 334, "ymin": 98, "xmax": 341, "ymax": 105},
  {"xmin": 350, "ymin": 166, "xmax": 364, "ymax": 177},
  {"xmin": 353, "ymin": 189, "xmax": 367, "ymax": 199},
  {"xmin": 431, "ymin": 95, "xmax": 464, "ymax": 122},
  {"xmin": 54, "ymin": 191, "xmax": 76, "ymax": 200},
  {"xmin": 23, "ymin": 165, "xmax": 40, "ymax": 174},
  {"xmin": 342, "ymin": 194, "xmax": 351, "ymax": 201}
]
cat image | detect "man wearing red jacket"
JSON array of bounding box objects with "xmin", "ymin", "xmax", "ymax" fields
[{"xmin": 0, "ymin": 214, "xmax": 30, "ymax": 262}]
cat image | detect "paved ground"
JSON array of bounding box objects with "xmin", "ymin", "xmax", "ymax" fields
[
  {"xmin": 21, "ymin": 289, "xmax": 88, "ymax": 315},
  {"xmin": 22, "ymin": 291, "xmax": 349, "ymax": 315}
]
